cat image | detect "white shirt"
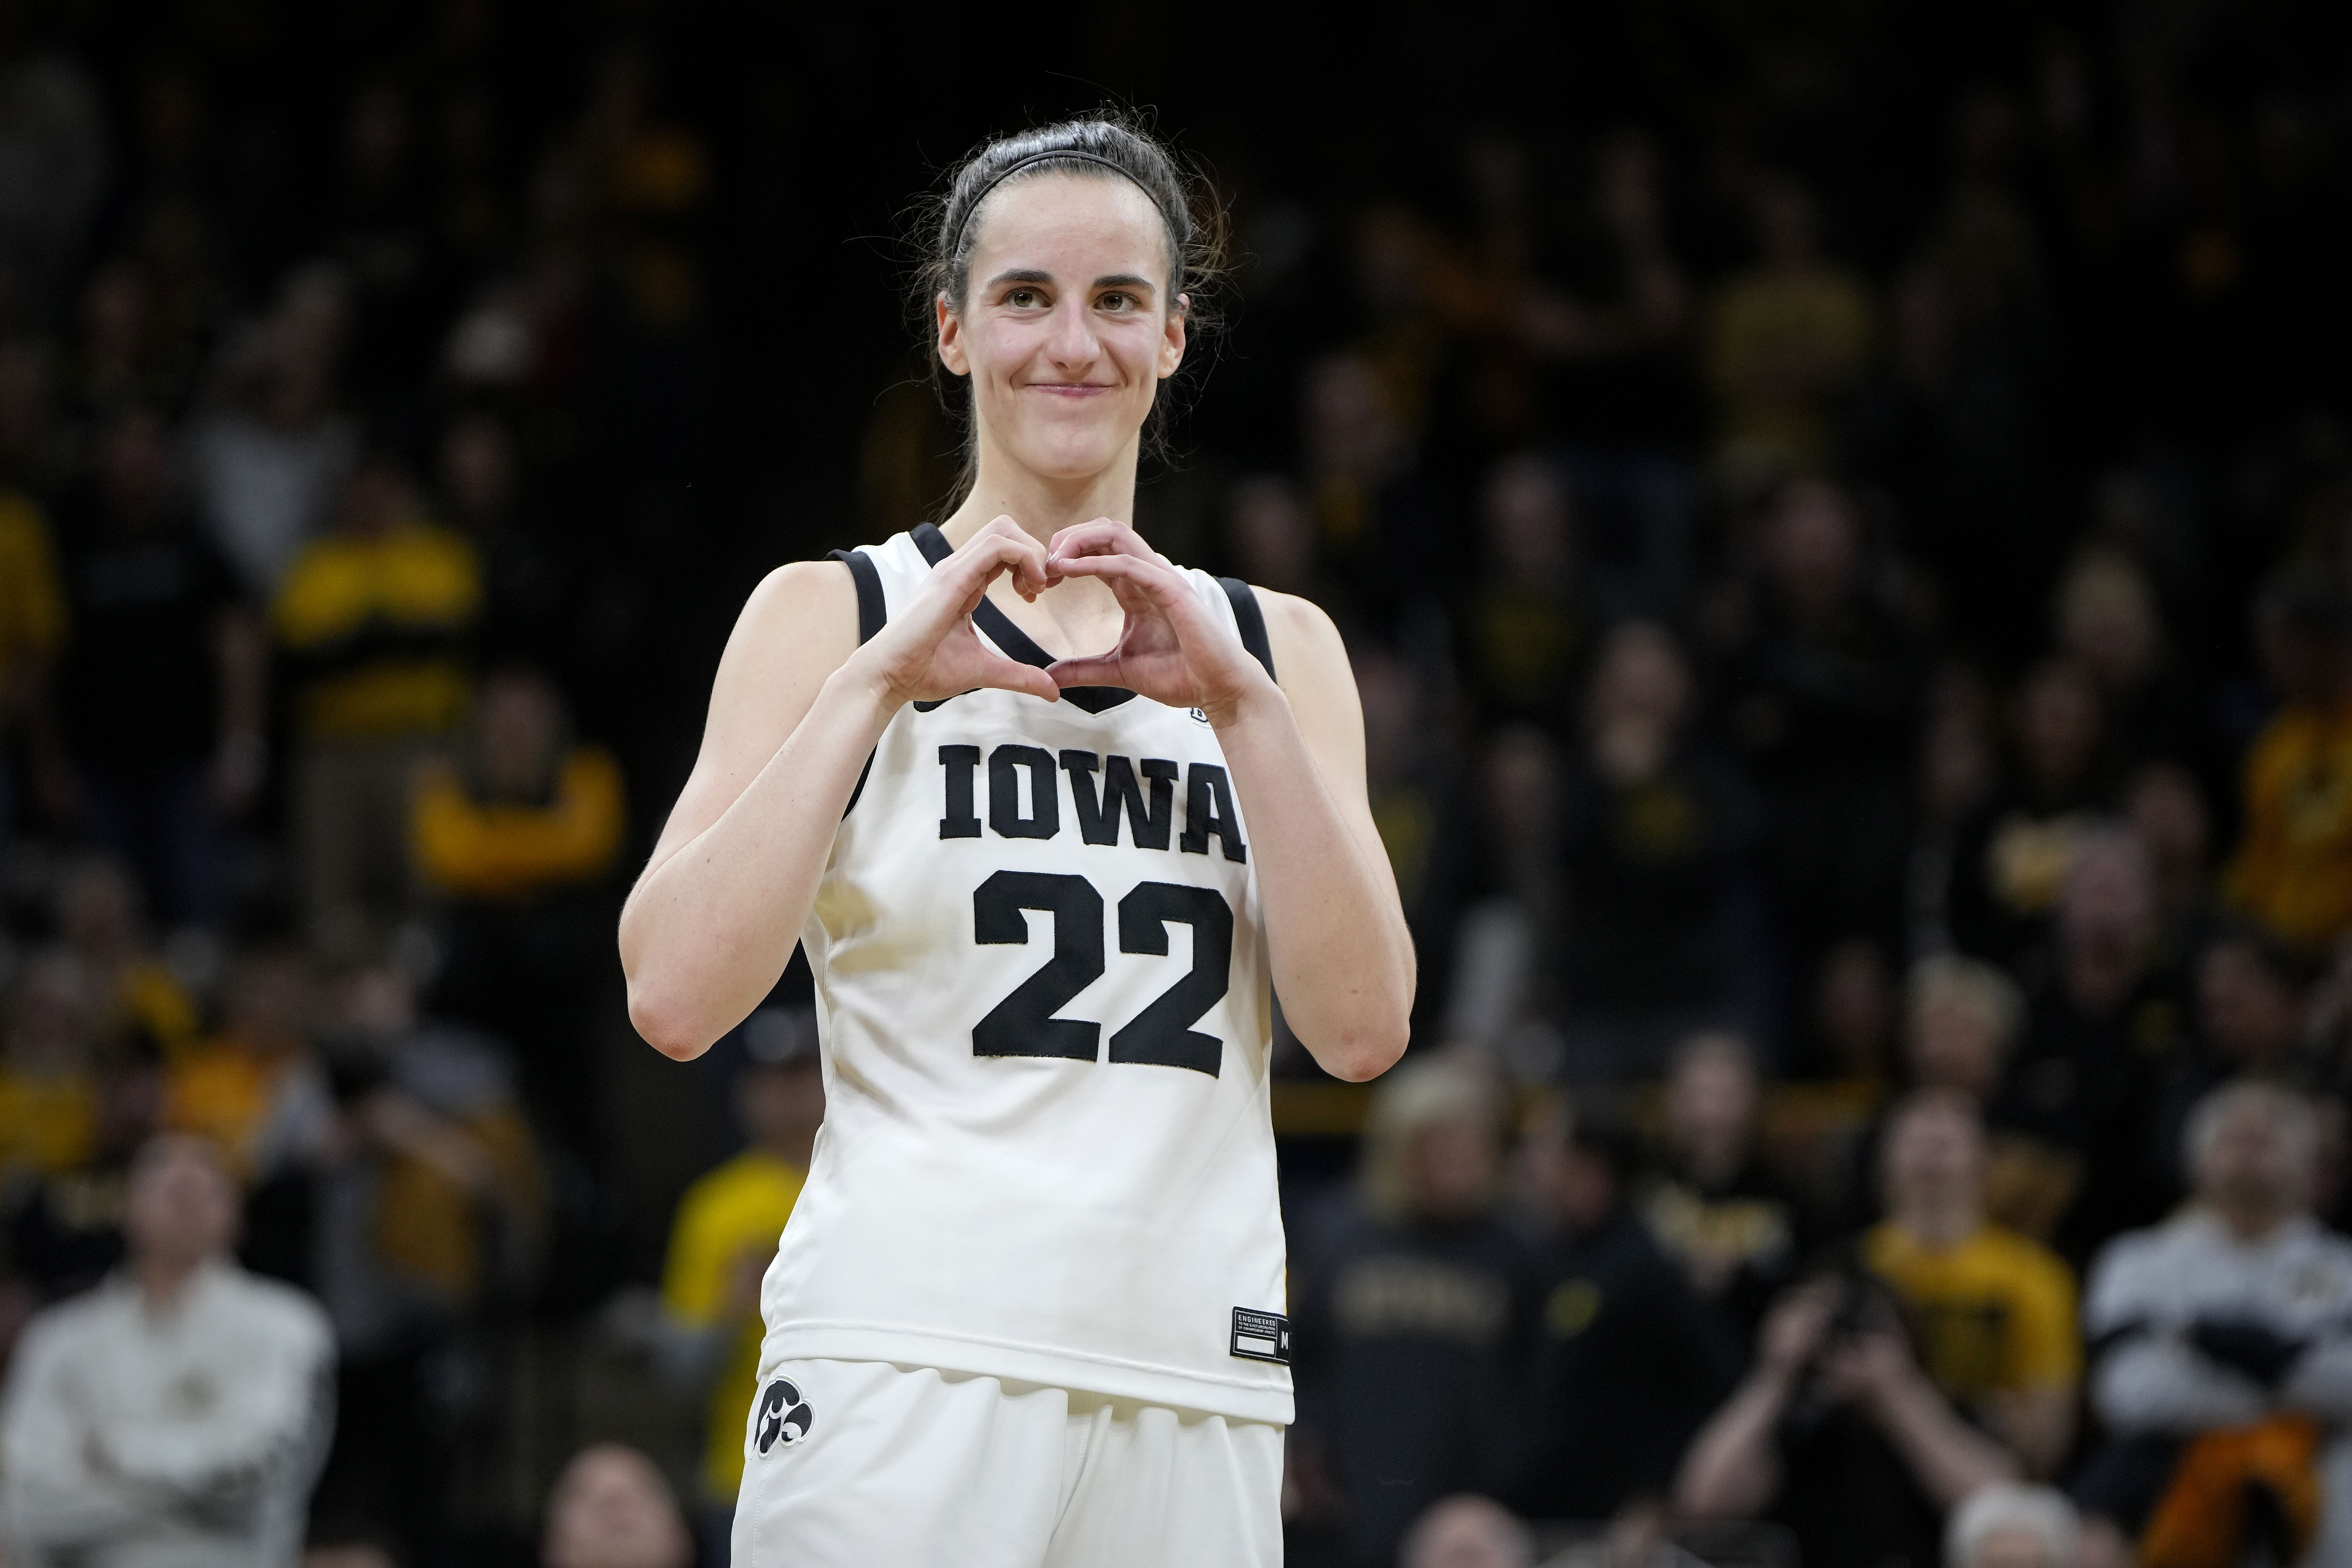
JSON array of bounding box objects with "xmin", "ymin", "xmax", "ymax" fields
[
  {"xmin": 2084, "ymin": 1207, "xmax": 2352, "ymax": 1435},
  {"xmin": 0, "ymin": 1260, "xmax": 335, "ymax": 1568}
]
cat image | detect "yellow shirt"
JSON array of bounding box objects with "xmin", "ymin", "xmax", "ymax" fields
[
  {"xmin": 163, "ymin": 1043, "xmax": 285, "ymax": 1178},
  {"xmin": 2225, "ymin": 700, "xmax": 2352, "ymax": 952},
  {"xmin": 1864, "ymin": 1221, "xmax": 2081, "ymax": 1403},
  {"xmin": 0, "ymin": 1070, "xmax": 97, "ymax": 1176},
  {"xmin": 412, "ymin": 748, "xmax": 626, "ymax": 901},
  {"xmin": 661, "ymin": 1150, "xmax": 806, "ymax": 1501},
  {"xmin": 272, "ymin": 522, "xmax": 481, "ymax": 740},
  {"xmin": 0, "ymin": 490, "xmax": 65, "ymax": 697},
  {"xmin": 1706, "ymin": 267, "xmax": 1874, "ymax": 468}
]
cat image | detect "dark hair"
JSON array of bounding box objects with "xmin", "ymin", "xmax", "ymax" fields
[{"xmin": 910, "ymin": 113, "xmax": 1228, "ymax": 509}]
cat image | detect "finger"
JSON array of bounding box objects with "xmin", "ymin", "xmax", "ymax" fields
[
  {"xmin": 949, "ymin": 530, "xmax": 1051, "ymax": 602},
  {"xmin": 1046, "ymin": 518, "xmax": 1152, "ymax": 565},
  {"xmin": 1044, "ymin": 548, "xmax": 1192, "ymax": 605},
  {"xmin": 1045, "ymin": 653, "xmax": 1123, "ymax": 689},
  {"xmin": 972, "ymin": 650, "xmax": 1062, "ymax": 702}
]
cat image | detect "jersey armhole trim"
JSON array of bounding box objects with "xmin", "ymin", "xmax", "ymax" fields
[
  {"xmin": 1218, "ymin": 577, "xmax": 1276, "ymax": 682},
  {"xmin": 826, "ymin": 547, "xmax": 884, "ymax": 817}
]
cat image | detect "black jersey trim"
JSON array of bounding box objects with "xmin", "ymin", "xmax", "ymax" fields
[
  {"xmin": 826, "ymin": 547, "xmax": 883, "ymax": 817},
  {"xmin": 909, "ymin": 523, "xmax": 1135, "ymax": 714},
  {"xmin": 1218, "ymin": 578, "xmax": 1276, "ymax": 682},
  {"xmin": 827, "ymin": 547, "xmax": 886, "ymax": 645}
]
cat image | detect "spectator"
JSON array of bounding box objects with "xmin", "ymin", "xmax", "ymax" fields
[
  {"xmin": 2125, "ymin": 761, "xmax": 2219, "ymax": 970},
  {"xmin": 187, "ymin": 271, "xmax": 359, "ymax": 599},
  {"xmin": 1223, "ymin": 473, "xmax": 1348, "ymax": 627},
  {"xmin": 1907, "ymin": 955, "xmax": 2024, "ymax": 1103},
  {"xmin": 1291, "ymin": 1057, "xmax": 1539, "ymax": 1568},
  {"xmin": 1718, "ymin": 478, "xmax": 1924, "ymax": 965},
  {"xmin": 414, "ymin": 664, "xmax": 623, "ymax": 1154},
  {"xmin": 2076, "ymin": 1083, "xmax": 2352, "ymax": 1568},
  {"xmin": 1677, "ymin": 1256, "xmax": 2019, "ymax": 1568},
  {"xmin": 1354, "ymin": 642, "xmax": 1474, "ymax": 1035},
  {"xmin": 304, "ymin": 962, "xmax": 544, "ymax": 1566},
  {"xmin": 1462, "ymin": 452, "xmax": 1587, "ymax": 726},
  {"xmin": 163, "ymin": 942, "xmax": 331, "ymax": 1184},
  {"xmin": 1948, "ymin": 658, "xmax": 2111, "ymax": 966},
  {"xmin": 274, "ymin": 449, "xmax": 482, "ymax": 963},
  {"xmin": 0, "ymin": 1134, "xmax": 334, "ymax": 1567},
  {"xmin": 0, "ymin": 467, "xmax": 65, "ymax": 859},
  {"xmin": 1640, "ymin": 1031, "xmax": 1807, "ymax": 1335},
  {"xmin": 0, "ymin": 947, "xmax": 100, "ymax": 1178},
  {"xmin": 1862, "ymin": 1089, "xmax": 2080, "ymax": 1480},
  {"xmin": 1704, "ymin": 174, "xmax": 1873, "ymax": 486},
  {"xmin": 1945, "ymin": 1483, "xmax": 2080, "ymax": 1568},
  {"xmin": 1993, "ymin": 829, "xmax": 2182, "ymax": 1255},
  {"xmin": 1509, "ymin": 1099, "xmax": 1740, "ymax": 1525},
  {"xmin": 2225, "ymin": 568, "xmax": 2352, "ymax": 956},
  {"xmin": 658, "ymin": 1009, "xmax": 822, "ymax": 1556},
  {"xmin": 1301, "ymin": 352, "xmax": 1451, "ymax": 621},
  {"xmin": 1806, "ymin": 935, "xmax": 1899, "ymax": 1083},
  {"xmin": 1556, "ymin": 619, "xmax": 1757, "ymax": 1080},
  {"xmin": 1398, "ymin": 1494, "xmax": 1535, "ymax": 1568},
  {"xmin": 2, "ymin": 1050, "xmax": 165, "ymax": 1307},
  {"xmin": 48, "ymin": 407, "xmax": 263, "ymax": 928},
  {"xmin": 53, "ymin": 854, "xmax": 200, "ymax": 1061},
  {"xmin": 2056, "ymin": 550, "xmax": 2207, "ymax": 781},
  {"xmin": 541, "ymin": 1444, "xmax": 693, "ymax": 1568}
]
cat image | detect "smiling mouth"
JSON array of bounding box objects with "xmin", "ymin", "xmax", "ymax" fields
[{"xmin": 1026, "ymin": 383, "xmax": 1115, "ymax": 396}]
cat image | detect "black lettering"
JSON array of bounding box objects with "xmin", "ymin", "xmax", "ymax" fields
[
  {"xmin": 1181, "ymin": 763, "xmax": 1247, "ymax": 862},
  {"xmin": 971, "ymin": 871, "xmax": 1102, "ymax": 1061},
  {"xmin": 1062, "ymin": 751, "xmax": 1175, "ymax": 850},
  {"xmin": 1109, "ymin": 882, "xmax": 1232, "ymax": 1075},
  {"xmin": 989, "ymin": 744, "xmax": 1060, "ymax": 840},
  {"xmin": 937, "ymin": 745, "xmax": 980, "ymax": 839}
]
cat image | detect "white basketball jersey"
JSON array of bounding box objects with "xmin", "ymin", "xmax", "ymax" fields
[{"xmin": 756, "ymin": 525, "xmax": 1293, "ymax": 1425}]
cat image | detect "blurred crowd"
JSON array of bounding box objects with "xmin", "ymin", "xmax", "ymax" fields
[{"xmin": 0, "ymin": 0, "xmax": 2346, "ymax": 1566}]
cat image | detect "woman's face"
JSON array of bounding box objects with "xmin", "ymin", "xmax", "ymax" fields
[{"xmin": 937, "ymin": 174, "xmax": 1185, "ymax": 487}]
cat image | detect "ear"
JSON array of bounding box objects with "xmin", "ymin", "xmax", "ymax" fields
[
  {"xmin": 936, "ymin": 292, "xmax": 970, "ymax": 378},
  {"xmin": 1158, "ymin": 293, "xmax": 1188, "ymax": 380}
]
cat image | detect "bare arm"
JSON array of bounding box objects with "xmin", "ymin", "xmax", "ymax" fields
[
  {"xmin": 1674, "ymin": 1364, "xmax": 1793, "ymax": 1520},
  {"xmin": 1045, "ymin": 526, "xmax": 1413, "ymax": 1081},
  {"xmin": 620, "ymin": 519, "xmax": 1058, "ymax": 1059}
]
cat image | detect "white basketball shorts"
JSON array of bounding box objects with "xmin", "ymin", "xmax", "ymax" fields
[{"xmin": 730, "ymin": 1358, "xmax": 1284, "ymax": 1567}]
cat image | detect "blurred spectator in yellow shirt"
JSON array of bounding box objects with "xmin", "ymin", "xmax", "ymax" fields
[
  {"xmin": 1706, "ymin": 175, "xmax": 1874, "ymax": 489},
  {"xmin": 657, "ymin": 1009, "xmax": 822, "ymax": 1556},
  {"xmin": 274, "ymin": 451, "xmax": 481, "ymax": 964},
  {"xmin": 2225, "ymin": 569, "xmax": 2352, "ymax": 955},
  {"xmin": 54, "ymin": 855, "xmax": 201, "ymax": 1062},
  {"xmin": 415, "ymin": 666, "xmax": 621, "ymax": 1162},
  {"xmin": 163, "ymin": 941, "xmax": 331, "ymax": 1184},
  {"xmin": 1864, "ymin": 1088, "xmax": 2082, "ymax": 1479},
  {"xmin": 0, "ymin": 949, "xmax": 100, "ymax": 1179},
  {"xmin": 0, "ymin": 484, "xmax": 66, "ymax": 883}
]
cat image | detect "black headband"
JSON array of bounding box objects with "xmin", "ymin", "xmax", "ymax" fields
[{"xmin": 952, "ymin": 148, "xmax": 1177, "ymax": 252}]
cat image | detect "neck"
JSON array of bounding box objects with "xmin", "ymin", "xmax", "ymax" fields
[
  {"xmin": 133, "ymin": 1253, "xmax": 207, "ymax": 1309},
  {"xmin": 942, "ymin": 433, "xmax": 1142, "ymax": 550},
  {"xmin": 2209, "ymin": 1198, "xmax": 2291, "ymax": 1242},
  {"xmin": 1896, "ymin": 1196, "xmax": 1979, "ymax": 1250}
]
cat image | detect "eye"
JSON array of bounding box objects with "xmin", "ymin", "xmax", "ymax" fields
[
  {"xmin": 1005, "ymin": 286, "xmax": 1045, "ymax": 309},
  {"xmin": 1098, "ymin": 292, "xmax": 1137, "ymax": 312}
]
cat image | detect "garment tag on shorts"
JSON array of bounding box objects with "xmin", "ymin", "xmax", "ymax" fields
[{"xmin": 1230, "ymin": 1307, "xmax": 1291, "ymax": 1365}]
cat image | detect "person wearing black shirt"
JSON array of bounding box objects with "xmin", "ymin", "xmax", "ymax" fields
[
  {"xmin": 1290, "ymin": 1058, "xmax": 1541, "ymax": 1568},
  {"xmin": 1509, "ymin": 1106, "xmax": 1741, "ymax": 1525},
  {"xmin": 50, "ymin": 406, "xmax": 262, "ymax": 927}
]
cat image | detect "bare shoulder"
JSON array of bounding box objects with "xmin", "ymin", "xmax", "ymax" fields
[
  {"xmin": 1253, "ymin": 589, "xmax": 1353, "ymax": 696},
  {"xmin": 729, "ymin": 562, "xmax": 870, "ymax": 677}
]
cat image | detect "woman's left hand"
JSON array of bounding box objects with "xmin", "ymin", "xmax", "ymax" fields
[{"xmin": 1044, "ymin": 519, "xmax": 1275, "ymax": 723}]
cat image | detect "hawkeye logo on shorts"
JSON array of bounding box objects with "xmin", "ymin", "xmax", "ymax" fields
[
  {"xmin": 1230, "ymin": 1307, "xmax": 1291, "ymax": 1365},
  {"xmin": 754, "ymin": 1376, "xmax": 814, "ymax": 1455}
]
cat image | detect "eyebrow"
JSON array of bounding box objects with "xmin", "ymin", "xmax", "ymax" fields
[{"xmin": 982, "ymin": 268, "xmax": 1159, "ymax": 294}]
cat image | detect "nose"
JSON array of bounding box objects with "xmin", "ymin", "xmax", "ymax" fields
[{"xmin": 1044, "ymin": 295, "xmax": 1099, "ymax": 372}]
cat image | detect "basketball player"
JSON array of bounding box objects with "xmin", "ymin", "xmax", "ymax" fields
[{"xmin": 619, "ymin": 115, "xmax": 1414, "ymax": 1565}]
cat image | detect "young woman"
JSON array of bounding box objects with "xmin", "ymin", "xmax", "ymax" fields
[{"xmin": 619, "ymin": 116, "xmax": 1414, "ymax": 1565}]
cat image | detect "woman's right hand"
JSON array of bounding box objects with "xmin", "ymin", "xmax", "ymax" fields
[{"xmin": 847, "ymin": 514, "xmax": 1062, "ymax": 708}]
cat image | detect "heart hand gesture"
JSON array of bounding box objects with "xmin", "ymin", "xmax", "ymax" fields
[{"xmin": 1044, "ymin": 519, "xmax": 1275, "ymax": 723}]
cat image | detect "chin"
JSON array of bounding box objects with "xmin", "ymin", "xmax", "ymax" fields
[{"xmin": 1010, "ymin": 431, "xmax": 1134, "ymax": 482}]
